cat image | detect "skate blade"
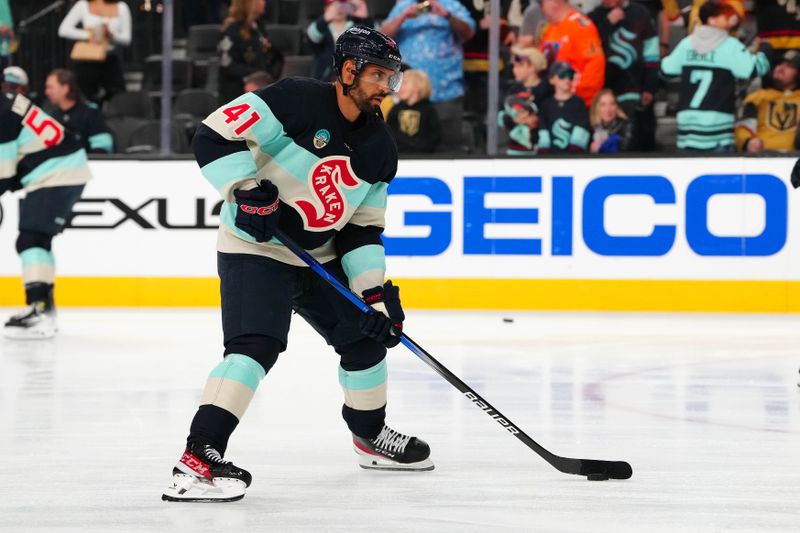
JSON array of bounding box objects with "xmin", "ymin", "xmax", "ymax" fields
[
  {"xmin": 161, "ymin": 474, "xmax": 246, "ymax": 503},
  {"xmin": 357, "ymin": 454, "xmax": 435, "ymax": 472},
  {"xmin": 3, "ymin": 326, "xmax": 57, "ymax": 340}
]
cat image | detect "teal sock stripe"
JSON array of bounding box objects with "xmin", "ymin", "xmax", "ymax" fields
[
  {"xmin": 208, "ymin": 353, "xmax": 266, "ymax": 391},
  {"xmin": 20, "ymin": 247, "xmax": 55, "ymax": 267},
  {"xmin": 338, "ymin": 359, "xmax": 387, "ymax": 390}
]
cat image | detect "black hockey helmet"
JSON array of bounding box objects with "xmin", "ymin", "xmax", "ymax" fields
[{"xmin": 333, "ymin": 25, "xmax": 403, "ymax": 94}]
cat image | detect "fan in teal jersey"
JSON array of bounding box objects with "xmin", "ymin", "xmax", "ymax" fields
[
  {"xmin": 0, "ymin": 68, "xmax": 91, "ymax": 339},
  {"xmin": 162, "ymin": 25, "xmax": 433, "ymax": 504},
  {"xmin": 660, "ymin": 1, "xmax": 771, "ymax": 152}
]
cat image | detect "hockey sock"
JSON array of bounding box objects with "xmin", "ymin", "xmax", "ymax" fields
[
  {"xmin": 19, "ymin": 247, "xmax": 55, "ymax": 288},
  {"xmin": 339, "ymin": 358, "xmax": 387, "ymax": 439},
  {"xmin": 189, "ymin": 353, "xmax": 266, "ymax": 453}
]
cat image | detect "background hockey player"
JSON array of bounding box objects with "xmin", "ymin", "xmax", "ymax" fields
[
  {"xmin": 0, "ymin": 67, "xmax": 92, "ymax": 339},
  {"xmin": 162, "ymin": 26, "xmax": 433, "ymax": 503},
  {"xmin": 44, "ymin": 68, "xmax": 115, "ymax": 154}
]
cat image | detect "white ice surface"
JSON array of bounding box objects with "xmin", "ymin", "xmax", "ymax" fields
[{"xmin": 1, "ymin": 309, "xmax": 798, "ymax": 532}]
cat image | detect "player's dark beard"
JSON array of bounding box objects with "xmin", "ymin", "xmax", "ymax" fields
[{"xmin": 350, "ymin": 80, "xmax": 387, "ymax": 116}]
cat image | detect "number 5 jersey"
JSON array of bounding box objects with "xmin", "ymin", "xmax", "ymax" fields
[
  {"xmin": 193, "ymin": 77, "xmax": 399, "ymax": 296},
  {"xmin": 0, "ymin": 93, "xmax": 92, "ymax": 193}
]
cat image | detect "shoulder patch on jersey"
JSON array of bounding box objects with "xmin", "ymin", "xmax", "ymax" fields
[
  {"xmin": 313, "ymin": 128, "xmax": 330, "ymax": 149},
  {"xmin": 11, "ymin": 94, "xmax": 31, "ymax": 117}
]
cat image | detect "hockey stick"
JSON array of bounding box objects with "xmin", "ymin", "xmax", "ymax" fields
[{"xmin": 274, "ymin": 228, "xmax": 632, "ymax": 480}]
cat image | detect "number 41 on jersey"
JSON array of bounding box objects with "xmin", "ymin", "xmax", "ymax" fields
[{"xmin": 222, "ymin": 103, "xmax": 261, "ymax": 136}]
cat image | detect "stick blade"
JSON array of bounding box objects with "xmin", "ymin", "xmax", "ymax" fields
[
  {"xmin": 792, "ymin": 158, "xmax": 800, "ymax": 189},
  {"xmin": 578, "ymin": 459, "xmax": 633, "ymax": 480}
]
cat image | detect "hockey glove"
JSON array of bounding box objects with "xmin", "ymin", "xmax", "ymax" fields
[
  {"xmin": 233, "ymin": 179, "xmax": 280, "ymax": 242},
  {"xmin": 360, "ymin": 280, "xmax": 405, "ymax": 348}
]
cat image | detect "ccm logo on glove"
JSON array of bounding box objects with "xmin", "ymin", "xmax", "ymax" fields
[
  {"xmin": 239, "ymin": 201, "xmax": 279, "ymax": 216},
  {"xmin": 233, "ymin": 179, "xmax": 281, "ymax": 242}
]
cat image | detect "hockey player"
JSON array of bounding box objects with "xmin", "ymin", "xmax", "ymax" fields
[
  {"xmin": 0, "ymin": 69, "xmax": 92, "ymax": 339},
  {"xmin": 162, "ymin": 26, "xmax": 433, "ymax": 503}
]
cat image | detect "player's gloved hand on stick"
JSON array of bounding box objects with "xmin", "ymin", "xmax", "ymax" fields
[
  {"xmin": 360, "ymin": 280, "xmax": 405, "ymax": 348},
  {"xmin": 233, "ymin": 179, "xmax": 280, "ymax": 242}
]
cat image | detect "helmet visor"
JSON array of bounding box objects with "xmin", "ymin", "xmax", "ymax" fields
[{"xmin": 359, "ymin": 67, "xmax": 404, "ymax": 92}]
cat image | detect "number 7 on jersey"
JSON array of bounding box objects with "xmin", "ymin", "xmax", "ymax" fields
[{"xmin": 222, "ymin": 103, "xmax": 261, "ymax": 136}]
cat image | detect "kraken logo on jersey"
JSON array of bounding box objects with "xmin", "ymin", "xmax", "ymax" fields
[
  {"xmin": 291, "ymin": 156, "xmax": 360, "ymax": 231},
  {"xmin": 768, "ymin": 101, "xmax": 798, "ymax": 131},
  {"xmin": 609, "ymin": 28, "xmax": 638, "ymax": 70},
  {"xmin": 313, "ymin": 129, "xmax": 330, "ymax": 149},
  {"xmin": 398, "ymin": 110, "xmax": 421, "ymax": 136},
  {"xmin": 552, "ymin": 118, "xmax": 572, "ymax": 149}
]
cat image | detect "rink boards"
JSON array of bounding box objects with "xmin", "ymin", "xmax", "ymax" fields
[{"xmin": 0, "ymin": 156, "xmax": 798, "ymax": 311}]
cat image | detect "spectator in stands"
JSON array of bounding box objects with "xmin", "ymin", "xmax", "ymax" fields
[
  {"xmin": 589, "ymin": 0, "xmax": 659, "ymax": 151},
  {"xmin": 628, "ymin": 1, "xmax": 681, "ymax": 58},
  {"xmin": 537, "ymin": 61, "xmax": 590, "ymax": 152},
  {"xmin": 660, "ymin": 0, "xmax": 770, "ymax": 152},
  {"xmin": 387, "ymin": 69, "xmax": 442, "ymax": 153},
  {"xmin": 753, "ymin": 0, "xmax": 800, "ymax": 56},
  {"xmin": 219, "ymin": 0, "xmax": 284, "ymax": 104},
  {"xmin": 381, "ymin": 0, "xmax": 476, "ymax": 151},
  {"xmin": 243, "ymin": 70, "xmax": 274, "ymax": 92},
  {"xmin": 688, "ymin": 0, "xmax": 743, "ymax": 34},
  {"xmin": 736, "ymin": 51, "xmax": 800, "ymax": 153},
  {"xmin": 58, "ymin": 0, "xmax": 131, "ymax": 104},
  {"xmin": 498, "ymin": 91, "xmax": 539, "ymax": 155},
  {"xmin": 535, "ymin": 0, "xmax": 606, "ymax": 108},
  {"xmin": 2, "ymin": 65, "xmax": 27, "ymax": 98},
  {"xmin": 518, "ymin": 0, "xmax": 601, "ymax": 46},
  {"xmin": 0, "ymin": 0, "xmax": 15, "ymax": 69},
  {"xmin": 308, "ymin": 0, "xmax": 375, "ymax": 81},
  {"xmin": 508, "ymin": 45, "xmax": 551, "ymax": 104},
  {"xmin": 43, "ymin": 68, "xmax": 114, "ymax": 154},
  {"xmin": 589, "ymin": 88, "xmax": 632, "ymax": 152}
]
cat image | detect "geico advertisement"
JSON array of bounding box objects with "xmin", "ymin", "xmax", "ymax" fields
[{"xmin": 0, "ymin": 157, "xmax": 796, "ymax": 279}]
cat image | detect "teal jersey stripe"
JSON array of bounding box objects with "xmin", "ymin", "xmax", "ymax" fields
[
  {"xmin": 570, "ymin": 126, "xmax": 590, "ymax": 150},
  {"xmin": 338, "ymin": 359, "xmax": 387, "ymax": 390},
  {"xmin": 17, "ymin": 123, "xmax": 36, "ymax": 149},
  {"xmin": 677, "ymin": 109, "xmax": 735, "ymax": 127},
  {"xmin": 341, "ymin": 244, "xmax": 386, "ymax": 283},
  {"xmin": 0, "ymin": 139, "xmax": 16, "ymax": 164},
  {"xmin": 208, "ymin": 353, "xmax": 266, "ymax": 391},
  {"xmin": 20, "ymin": 247, "xmax": 55, "ymax": 267},
  {"xmin": 307, "ymin": 21, "xmax": 324, "ymax": 42},
  {"xmin": 359, "ymin": 182, "xmax": 389, "ymax": 209},
  {"xmin": 538, "ymin": 130, "xmax": 551, "ymax": 149},
  {"xmin": 616, "ymin": 93, "xmax": 640, "ymax": 103},
  {"xmin": 88, "ymin": 132, "xmax": 114, "ymax": 153},
  {"xmin": 643, "ymin": 36, "xmax": 659, "ymax": 63},
  {"xmin": 20, "ymin": 150, "xmax": 88, "ymax": 187},
  {"xmin": 202, "ymin": 150, "xmax": 257, "ymax": 191},
  {"xmin": 678, "ymin": 132, "xmax": 734, "ymax": 143},
  {"xmin": 219, "ymin": 201, "xmax": 258, "ymax": 242}
]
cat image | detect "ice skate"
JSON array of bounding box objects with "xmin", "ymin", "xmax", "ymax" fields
[
  {"xmin": 3, "ymin": 303, "xmax": 57, "ymax": 340},
  {"xmin": 353, "ymin": 424, "xmax": 434, "ymax": 471},
  {"xmin": 162, "ymin": 443, "xmax": 252, "ymax": 502}
]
